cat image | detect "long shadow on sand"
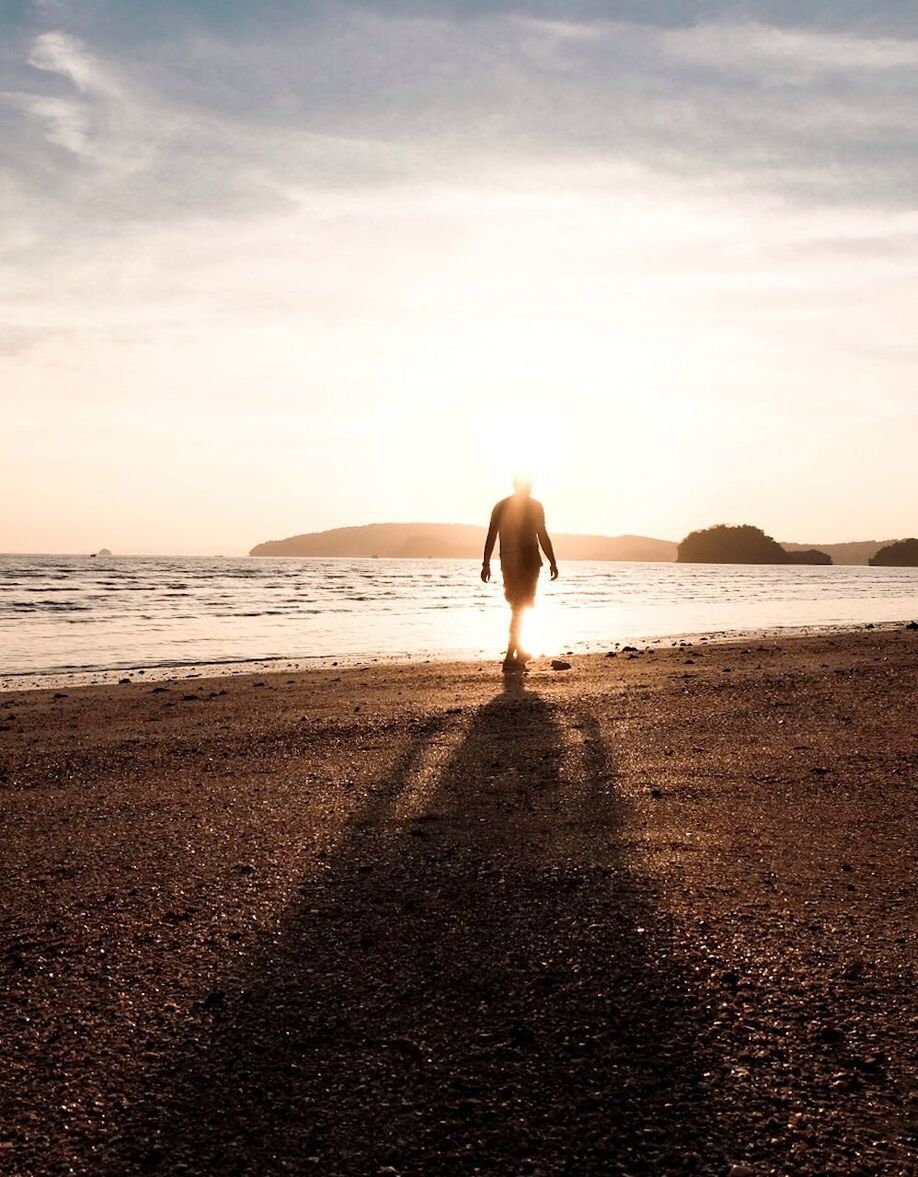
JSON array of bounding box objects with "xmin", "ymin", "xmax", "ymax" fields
[{"xmin": 112, "ymin": 677, "xmax": 731, "ymax": 1175}]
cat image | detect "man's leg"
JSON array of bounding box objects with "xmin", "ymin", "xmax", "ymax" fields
[
  {"xmin": 507, "ymin": 606, "xmax": 534, "ymax": 666},
  {"xmin": 509, "ymin": 606, "xmax": 522, "ymax": 658},
  {"xmin": 503, "ymin": 606, "xmax": 523, "ymax": 666}
]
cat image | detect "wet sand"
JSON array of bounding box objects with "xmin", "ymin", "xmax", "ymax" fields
[{"xmin": 1, "ymin": 628, "xmax": 915, "ymax": 1175}]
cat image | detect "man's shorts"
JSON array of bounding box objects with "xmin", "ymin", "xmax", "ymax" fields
[{"xmin": 502, "ymin": 560, "xmax": 540, "ymax": 608}]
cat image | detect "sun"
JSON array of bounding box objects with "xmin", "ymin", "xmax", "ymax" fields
[{"xmin": 478, "ymin": 403, "xmax": 570, "ymax": 499}]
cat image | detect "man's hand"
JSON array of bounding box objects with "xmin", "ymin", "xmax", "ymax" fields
[
  {"xmin": 550, "ymin": 563, "xmax": 559, "ymax": 581},
  {"xmin": 481, "ymin": 562, "xmax": 491, "ymax": 583}
]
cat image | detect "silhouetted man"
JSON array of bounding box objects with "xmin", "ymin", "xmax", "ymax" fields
[{"xmin": 481, "ymin": 475, "xmax": 558, "ymax": 669}]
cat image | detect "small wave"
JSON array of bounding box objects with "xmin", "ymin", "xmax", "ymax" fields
[{"xmin": 8, "ymin": 600, "xmax": 90, "ymax": 612}]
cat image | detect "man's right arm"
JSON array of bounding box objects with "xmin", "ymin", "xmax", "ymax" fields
[
  {"xmin": 537, "ymin": 503, "xmax": 559, "ymax": 580},
  {"xmin": 481, "ymin": 504, "xmax": 500, "ymax": 583}
]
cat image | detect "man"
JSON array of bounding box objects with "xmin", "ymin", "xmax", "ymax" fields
[{"xmin": 481, "ymin": 475, "xmax": 558, "ymax": 669}]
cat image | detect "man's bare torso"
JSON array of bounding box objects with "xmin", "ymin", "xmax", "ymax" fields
[{"xmin": 490, "ymin": 495, "xmax": 545, "ymax": 570}]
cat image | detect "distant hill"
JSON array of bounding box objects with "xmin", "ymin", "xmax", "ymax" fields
[
  {"xmin": 868, "ymin": 538, "xmax": 918, "ymax": 567},
  {"xmin": 782, "ymin": 540, "xmax": 894, "ymax": 566},
  {"xmin": 678, "ymin": 524, "xmax": 835, "ymax": 565},
  {"xmin": 250, "ymin": 523, "xmax": 677, "ymax": 562},
  {"xmin": 784, "ymin": 548, "xmax": 832, "ymax": 566},
  {"xmin": 250, "ymin": 523, "xmax": 900, "ymax": 564},
  {"xmin": 678, "ymin": 528, "xmax": 901, "ymax": 566},
  {"xmin": 678, "ymin": 524, "xmax": 792, "ymax": 564}
]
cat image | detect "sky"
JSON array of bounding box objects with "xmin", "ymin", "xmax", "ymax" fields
[{"xmin": 1, "ymin": 0, "xmax": 916, "ymax": 554}]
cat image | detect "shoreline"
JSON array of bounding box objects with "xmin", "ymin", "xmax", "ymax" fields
[{"xmin": 2, "ymin": 616, "xmax": 915, "ymax": 693}]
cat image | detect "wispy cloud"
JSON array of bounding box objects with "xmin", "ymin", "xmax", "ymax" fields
[
  {"xmin": 12, "ymin": 91, "xmax": 93, "ymax": 156},
  {"xmin": 4, "ymin": 28, "xmax": 169, "ymax": 186},
  {"xmin": 4, "ymin": 7, "xmax": 918, "ymax": 232},
  {"xmin": 664, "ymin": 22, "xmax": 918, "ymax": 75},
  {"xmin": 28, "ymin": 30, "xmax": 121, "ymax": 96}
]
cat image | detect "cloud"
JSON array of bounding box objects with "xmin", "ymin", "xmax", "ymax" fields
[
  {"xmin": 3, "ymin": 29, "xmax": 168, "ymax": 189},
  {"xmin": 12, "ymin": 91, "xmax": 93, "ymax": 156},
  {"xmin": 28, "ymin": 30, "xmax": 122, "ymax": 96},
  {"xmin": 1, "ymin": 6, "xmax": 916, "ymax": 385},
  {"xmin": 664, "ymin": 21, "xmax": 918, "ymax": 76},
  {"xmin": 3, "ymin": 6, "xmax": 918, "ymax": 243},
  {"xmin": 3, "ymin": 7, "xmax": 918, "ymax": 348}
]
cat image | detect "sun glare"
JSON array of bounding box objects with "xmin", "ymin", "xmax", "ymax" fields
[
  {"xmin": 519, "ymin": 598, "xmax": 562, "ymax": 659},
  {"xmin": 479, "ymin": 404, "xmax": 569, "ymax": 499}
]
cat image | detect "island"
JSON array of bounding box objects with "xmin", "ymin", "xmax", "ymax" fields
[
  {"xmin": 782, "ymin": 540, "xmax": 888, "ymax": 565},
  {"xmin": 784, "ymin": 548, "xmax": 832, "ymax": 565},
  {"xmin": 868, "ymin": 538, "xmax": 918, "ymax": 567},
  {"xmin": 678, "ymin": 524, "xmax": 832, "ymax": 565}
]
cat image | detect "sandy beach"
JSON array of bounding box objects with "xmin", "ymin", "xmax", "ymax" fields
[{"xmin": 1, "ymin": 627, "xmax": 915, "ymax": 1175}]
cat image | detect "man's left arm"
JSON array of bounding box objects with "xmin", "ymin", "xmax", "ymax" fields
[
  {"xmin": 482, "ymin": 504, "xmax": 499, "ymax": 583},
  {"xmin": 537, "ymin": 505, "xmax": 559, "ymax": 580}
]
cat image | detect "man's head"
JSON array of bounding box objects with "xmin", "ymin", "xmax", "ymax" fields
[{"xmin": 512, "ymin": 472, "xmax": 532, "ymax": 497}]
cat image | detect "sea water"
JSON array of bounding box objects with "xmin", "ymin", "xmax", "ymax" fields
[{"xmin": 0, "ymin": 554, "xmax": 915, "ymax": 683}]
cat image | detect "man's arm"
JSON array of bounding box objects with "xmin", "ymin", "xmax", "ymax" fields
[
  {"xmin": 537, "ymin": 505, "xmax": 559, "ymax": 580},
  {"xmin": 481, "ymin": 503, "xmax": 500, "ymax": 583}
]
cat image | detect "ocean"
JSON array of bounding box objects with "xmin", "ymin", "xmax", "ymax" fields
[
  {"xmin": 0, "ymin": 555, "xmax": 913, "ymax": 687},
  {"xmin": 1, "ymin": 554, "xmax": 916, "ymax": 685}
]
